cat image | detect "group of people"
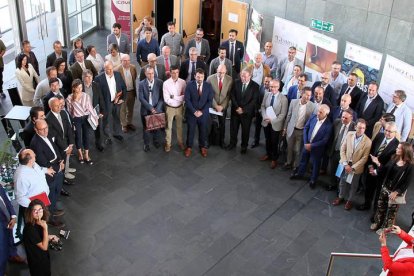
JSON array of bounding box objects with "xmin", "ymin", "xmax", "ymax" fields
[{"xmin": 0, "ymin": 17, "xmax": 413, "ymax": 275}]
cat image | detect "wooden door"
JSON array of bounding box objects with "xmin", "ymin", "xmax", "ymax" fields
[
  {"xmin": 132, "ymin": 0, "xmax": 154, "ymax": 52},
  {"xmin": 173, "ymin": 0, "xmax": 181, "ymax": 31},
  {"xmin": 182, "ymin": 0, "xmax": 201, "ymax": 39},
  {"xmin": 220, "ymin": 0, "xmax": 249, "ymax": 43}
]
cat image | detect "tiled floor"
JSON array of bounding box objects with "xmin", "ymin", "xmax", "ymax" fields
[{"xmin": 2, "ymin": 30, "xmax": 414, "ymax": 276}]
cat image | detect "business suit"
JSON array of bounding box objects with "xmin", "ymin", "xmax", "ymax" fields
[
  {"xmin": 209, "ymin": 57, "xmax": 232, "ymax": 76},
  {"xmin": 184, "ymin": 38, "xmax": 211, "ymax": 61},
  {"xmin": 22, "ymin": 121, "xmax": 36, "ymax": 147},
  {"xmin": 337, "ymin": 84, "xmax": 363, "ymax": 110},
  {"xmin": 106, "ymin": 33, "xmax": 130, "ymax": 54},
  {"xmin": 311, "ymin": 82, "xmax": 336, "ymax": 106},
  {"xmin": 287, "ymin": 85, "xmax": 302, "ymax": 106},
  {"xmin": 115, "ymin": 64, "xmax": 138, "ymax": 128},
  {"xmin": 355, "ymin": 94, "xmax": 384, "ymax": 137},
  {"xmin": 139, "ymin": 78, "xmax": 164, "ymax": 146},
  {"xmin": 220, "ymin": 39, "xmax": 244, "ymax": 74},
  {"xmin": 184, "ymin": 81, "xmax": 214, "ymax": 148},
  {"xmin": 94, "ymin": 71, "xmax": 127, "ymax": 139},
  {"xmin": 253, "ymin": 85, "xmax": 268, "ymax": 145},
  {"xmin": 70, "ymin": 60, "xmax": 98, "ymax": 81},
  {"xmin": 42, "ymin": 90, "xmax": 65, "ymax": 115},
  {"xmin": 156, "ymin": 54, "xmax": 180, "ymax": 69},
  {"xmin": 276, "ymin": 57, "xmax": 302, "ymax": 86},
  {"xmin": 284, "ymin": 99, "xmax": 315, "ymax": 168},
  {"xmin": 296, "ymin": 115, "xmax": 333, "ymax": 182},
  {"xmin": 0, "ymin": 185, "xmax": 17, "ymax": 276},
  {"xmin": 83, "ymin": 81, "xmax": 105, "ymax": 147},
  {"xmin": 207, "ymin": 74, "xmax": 233, "ymax": 146},
  {"xmin": 330, "ymin": 106, "xmax": 357, "ymax": 122},
  {"xmin": 338, "ymin": 132, "xmax": 372, "ymax": 202},
  {"xmin": 46, "ymin": 50, "xmax": 68, "ymax": 68},
  {"xmin": 179, "ymin": 59, "xmax": 208, "ymax": 82},
  {"xmin": 30, "ymin": 134, "xmax": 64, "ymax": 214},
  {"xmin": 229, "ymin": 80, "xmax": 260, "ymax": 150},
  {"xmin": 45, "ymin": 111, "xmax": 75, "ymax": 156},
  {"xmin": 261, "ymin": 92, "xmax": 288, "ymax": 161},
  {"xmin": 139, "ymin": 64, "xmax": 167, "ymax": 81}
]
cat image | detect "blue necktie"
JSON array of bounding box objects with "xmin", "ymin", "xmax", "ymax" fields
[{"xmin": 270, "ymin": 95, "xmax": 275, "ymax": 106}]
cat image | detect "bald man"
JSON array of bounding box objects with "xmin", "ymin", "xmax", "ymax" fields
[
  {"xmin": 311, "ymin": 72, "xmax": 336, "ymax": 106},
  {"xmin": 330, "ymin": 94, "xmax": 357, "ymax": 122}
]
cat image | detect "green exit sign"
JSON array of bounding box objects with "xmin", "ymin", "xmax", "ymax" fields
[{"xmin": 311, "ymin": 19, "xmax": 334, "ymax": 33}]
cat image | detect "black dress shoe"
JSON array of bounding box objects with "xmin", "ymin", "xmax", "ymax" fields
[
  {"xmin": 104, "ymin": 138, "xmax": 112, "ymax": 145},
  {"xmin": 113, "ymin": 135, "xmax": 124, "ymax": 142},
  {"xmin": 240, "ymin": 148, "xmax": 247, "ymax": 154},
  {"xmin": 250, "ymin": 142, "xmax": 259, "ymax": 148},
  {"xmin": 96, "ymin": 145, "xmax": 104, "ymax": 152},
  {"xmin": 308, "ymin": 181, "xmax": 316, "ymax": 189},
  {"xmin": 325, "ymin": 185, "xmax": 336, "ymax": 191},
  {"xmin": 153, "ymin": 142, "xmax": 161, "ymax": 149},
  {"xmin": 357, "ymin": 204, "xmax": 370, "ymax": 211},
  {"xmin": 60, "ymin": 188, "xmax": 71, "ymax": 197},
  {"xmin": 64, "ymin": 179, "xmax": 75, "ymax": 186},
  {"xmin": 225, "ymin": 144, "xmax": 236, "ymax": 151},
  {"xmin": 144, "ymin": 145, "xmax": 150, "ymax": 152}
]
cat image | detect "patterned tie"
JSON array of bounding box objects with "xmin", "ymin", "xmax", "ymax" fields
[
  {"xmin": 148, "ymin": 85, "xmax": 153, "ymax": 105},
  {"xmin": 377, "ymin": 140, "xmax": 387, "ymax": 156}
]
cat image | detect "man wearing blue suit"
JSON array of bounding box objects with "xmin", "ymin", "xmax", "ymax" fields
[
  {"xmin": 95, "ymin": 61, "xmax": 127, "ymax": 144},
  {"xmin": 184, "ymin": 68, "xmax": 214, "ymax": 158},
  {"xmin": 138, "ymin": 67, "xmax": 164, "ymax": 152},
  {"xmin": 220, "ymin": 29, "xmax": 244, "ymax": 76},
  {"xmin": 291, "ymin": 104, "xmax": 333, "ymax": 188},
  {"xmin": 287, "ymin": 73, "xmax": 307, "ymax": 106}
]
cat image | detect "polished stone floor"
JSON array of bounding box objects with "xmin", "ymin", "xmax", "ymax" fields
[{"xmin": 1, "ymin": 30, "xmax": 414, "ymax": 276}]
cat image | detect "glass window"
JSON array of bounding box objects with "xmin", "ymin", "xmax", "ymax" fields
[
  {"xmin": 67, "ymin": 0, "xmax": 78, "ymax": 15},
  {"xmin": 81, "ymin": 0, "xmax": 95, "ymax": 8},
  {"xmin": 0, "ymin": 6, "xmax": 11, "ymax": 32},
  {"xmin": 69, "ymin": 15, "xmax": 79, "ymax": 38},
  {"xmin": 81, "ymin": 8, "xmax": 96, "ymax": 32}
]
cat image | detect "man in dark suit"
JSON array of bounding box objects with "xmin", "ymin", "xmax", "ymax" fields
[
  {"xmin": 139, "ymin": 53, "xmax": 167, "ymax": 81},
  {"xmin": 220, "ymin": 29, "xmax": 244, "ymax": 75},
  {"xmin": 70, "ymin": 49, "xmax": 98, "ymax": 81},
  {"xmin": 30, "ymin": 119, "xmax": 65, "ymax": 227},
  {"xmin": 94, "ymin": 61, "xmax": 127, "ymax": 143},
  {"xmin": 357, "ymin": 122, "xmax": 399, "ymax": 212},
  {"xmin": 42, "ymin": 78, "xmax": 65, "ymax": 115},
  {"xmin": 184, "ymin": 28, "xmax": 211, "ymax": 62},
  {"xmin": 179, "ymin": 47, "xmax": 207, "ymax": 83},
  {"xmin": 287, "ymin": 73, "xmax": 307, "ymax": 105},
  {"xmin": 355, "ymin": 82, "xmax": 384, "ymax": 138},
  {"xmin": 337, "ymin": 72, "xmax": 362, "ymax": 110},
  {"xmin": 22, "ymin": 106, "xmax": 45, "ymax": 147},
  {"xmin": 311, "ymin": 72, "xmax": 336, "ymax": 106},
  {"xmin": 252, "ymin": 75, "xmax": 272, "ymax": 148},
  {"xmin": 138, "ymin": 66, "xmax": 164, "ymax": 152},
  {"xmin": 46, "ymin": 40, "xmax": 68, "ymax": 68},
  {"xmin": 330, "ymin": 94, "xmax": 357, "ymax": 122},
  {"xmin": 184, "ymin": 68, "xmax": 214, "ymax": 157},
  {"xmin": 291, "ymin": 104, "xmax": 333, "ymax": 188},
  {"xmin": 82, "ymin": 70, "xmax": 105, "ymax": 151},
  {"xmin": 312, "ymin": 86, "xmax": 332, "ymax": 111},
  {"xmin": 226, "ymin": 68, "xmax": 260, "ymax": 154}
]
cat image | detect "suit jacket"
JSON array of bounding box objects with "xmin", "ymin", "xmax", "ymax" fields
[
  {"xmin": 139, "ymin": 64, "xmax": 167, "ymax": 81},
  {"xmin": 206, "ymin": 74, "xmax": 233, "ymax": 110},
  {"xmin": 94, "ymin": 71, "xmax": 127, "ymax": 116},
  {"xmin": 355, "ymin": 94, "xmax": 384, "ymax": 137},
  {"xmin": 311, "ymin": 81, "xmax": 336, "ymax": 106},
  {"xmin": 284, "ymin": 99, "xmax": 315, "ymax": 138},
  {"xmin": 287, "ymin": 85, "xmax": 301, "ymax": 105},
  {"xmin": 303, "ymin": 115, "xmax": 333, "ymax": 158},
  {"xmin": 184, "ymin": 81, "xmax": 214, "ymax": 116},
  {"xmin": 45, "ymin": 111, "xmax": 75, "ymax": 155},
  {"xmin": 257, "ymin": 85, "xmax": 268, "ymax": 112},
  {"xmin": 276, "ymin": 57, "xmax": 302, "ymax": 82},
  {"xmin": 30, "ymin": 134, "xmax": 63, "ymax": 183},
  {"xmin": 114, "ymin": 64, "xmax": 138, "ymax": 92},
  {"xmin": 156, "ymin": 54, "xmax": 180, "ymax": 68},
  {"xmin": 209, "ymin": 57, "xmax": 232, "ymax": 76},
  {"xmin": 83, "ymin": 82, "xmax": 105, "ymax": 114},
  {"xmin": 0, "ymin": 185, "xmax": 15, "ymax": 224},
  {"xmin": 70, "ymin": 60, "xmax": 98, "ymax": 81},
  {"xmin": 328, "ymin": 120, "xmax": 356, "ymax": 156},
  {"xmin": 370, "ymin": 134, "xmax": 399, "ymax": 168},
  {"xmin": 220, "ymin": 40, "xmax": 244, "ymax": 73},
  {"xmin": 138, "ymin": 78, "xmax": 164, "ymax": 116},
  {"xmin": 107, "ymin": 33, "xmax": 130, "ymax": 54},
  {"xmin": 340, "ymin": 132, "xmax": 372, "ymax": 174},
  {"xmin": 184, "ymin": 38, "xmax": 211, "ymax": 61},
  {"xmin": 338, "ymin": 84, "xmax": 363, "ymax": 110},
  {"xmin": 261, "ymin": 92, "xmax": 288, "ymax": 131},
  {"xmin": 21, "ymin": 121, "xmax": 35, "ymax": 147},
  {"xmin": 42, "ymin": 90, "xmax": 65, "ymax": 115},
  {"xmin": 330, "ymin": 106, "xmax": 357, "ymax": 122},
  {"xmin": 231, "ymin": 80, "xmax": 260, "ymax": 116},
  {"xmin": 46, "ymin": 50, "xmax": 68, "ymax": 68},
  {"xmin": 312, "ymin": 98, "xmax": 332, "ymax": 113},
  {"xmin": 179, "ymin": 59, "xmax": 208, "ymax": 81}
]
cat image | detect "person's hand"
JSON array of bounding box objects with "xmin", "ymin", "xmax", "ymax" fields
[
  {"xmin": 99, "ymin": 113, "xmax": 104, "ymax": 118},
  {"xmin": 379, "ymin": 231, "xmax": 387, "ymax": 246},
  {"xmin": 151, "ymin": 108, "xmax": 157, "ymax": 114},
  {"xmin": 370, "ymin": 154, "xmax": 380, "ymax": 167},
  {"xmin": 304, "ymin": 143, "xmax": 311, "ymax": 151},
  {"xmin": 194, "ymin": 111, "xmax": 202, "ymax": 117},
  {"xmin": 216, "ymin": 105, "xmax": 223, "ymax": 113},
  {"xmin": 66, "ymin": 147, "xmax": 73, "ymax": 156},
  {"xmin": 282, "ymin": 129, "xmax": 287, "ymax": 137},
  {"xmin": 345, "ymin": 165, "xmax": 353, "ymax": 174},
  {"xmin": 263, "ymin": 117, "xmax": 270, "ymax": 123},
  {"xmin": 36, "ymin": 219, "xmax": 48, "ymax": 230},
  {"xmin": 236, "ymin": 107, "xmax": 243, "ymax": 115},
  {"xmin": 59, "ymin": 160, "xmax": 65, "ymax": 172},
  {"xmin": 391, "ymin": 225, "xmax": 402, "ymax": 235},
  {"xmin": 7, "ymin": 217, "xmax": 16, "ymax": 229},
  {"xmin": 49, "ymin": 235, "xmax": 59, "ymax": 242},
  {"xmin": 46, "ymin": 167, "xmax": 56, "ymax": 177},
  {"xmin": 389, "ymin": 191, "xmax": 399, "ymax": 201}
]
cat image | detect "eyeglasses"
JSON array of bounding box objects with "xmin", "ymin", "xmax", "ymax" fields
[
  {"xmin": 33, "ymin": 208, "xmax": 43, "ymax": 213},
  {"xmin": 384, "ymin": 129, "xmax": 395, "ymax": 133}
]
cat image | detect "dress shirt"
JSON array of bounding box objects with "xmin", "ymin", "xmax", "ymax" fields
[
  {"xmin": 105, "ymin": 53, "xmax": 122, "ymax": 68},
  {"xmin": 252, "ymin": 64, "xmax": 264, "ymax": 86},
  {"xmin": 282, "ymin": 60, "xmax": 294, "ymax": 83},
  {"xmin": 195, "ymin": 41, "xmax": 202, "ymax": 56},
  {"xmin": 363, "ymin": 94, "xmax": 377, "ymax": 111},
  {"xmin": 330, "ymin": 72, "xmax": 347, "ymax": 100},
  {"xmin": 86, "ymin": 54, "xmax": 105, "ymax": 73},
  {"xmin": 261, "ymin": 52, "xmax": 277, "ymax": 73},
  {"xmin": 51, "ymin": 111, "xmax": 64, "ymax": 132},
  {"xmin": 283, "ymin": 76, "xmax": 298, "ymax": 95},
  {"xmin": 148, "ymin": 80, "xmax": 154, "ymax": 106},
  {"xmin": 79, "ymin": 61, "xmax": 87, "ymax": 71},
  {"xmin": 105, "ymin": 73, "xmax": 117, "ymax": 102},
  {"xmin": 163, "ymin": 78, "xmax": 186, "ymax": 107},
  {"xmin": 160, "ymin": 32, "xmax": 184, "ymax": 56},
  {"xmin": 66, "ymin": 92, "xmax": 97, "ymax": 119},
  {"xmin": 295, "ymin": 102, "xmax": 307, "ymax": 129},
  {"xmin": 310, "ymin": 117, "xmax": 327, "ymax": 142},
  {"xmin": 137, "ymin": 38, "xmax": 160, "ymax": 62},
  {"xmin": 188, "ymin": 61, "xmax": 197, "ymax": 82},
  {"xmin": 386, "ymin": 102, "xmax": 412, "ymax": 141},
  {"xmin": 14, "ymin": 163, "xmax": 50, "ymax": 207},
  {"xmin": 353, "ymin": 134, "xmax": 363, "ymax": 149}
]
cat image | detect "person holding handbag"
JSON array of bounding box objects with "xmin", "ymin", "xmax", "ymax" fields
[{"xmin": 370, "ymin": 142, "xmax": 414, "ymax": 231}]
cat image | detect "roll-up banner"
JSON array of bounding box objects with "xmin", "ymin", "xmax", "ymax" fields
[{"xmin": 111, "ymin": 0, "xmax": 131, "ymax": 41}]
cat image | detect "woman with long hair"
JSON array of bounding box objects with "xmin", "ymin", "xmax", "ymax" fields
[
  {"xmin": 53, "ymin": 58, "xmax": 73, "ymax": 98},
  {"xmin": 68, "ymin": 37, "xmax": 86, "ymax": 66},
  {"xmin": 15, "ymin": 53, "xmax": 40, "ymax": 106}
]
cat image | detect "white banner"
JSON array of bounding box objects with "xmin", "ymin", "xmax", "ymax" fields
[
  {"xmin": 379, "ymin": 55, "xmax": 414, "ymax": 111},
  {"xmin": 304, "ymin": 30, "xmax": 338, "ymax": 83},
  {"xmin": 272, "ymin": 16, "xmax": 308, "ymax": 64},
  {"xmin": 245, "ymin": 8, "xmax": 263, "ymax": 62}
]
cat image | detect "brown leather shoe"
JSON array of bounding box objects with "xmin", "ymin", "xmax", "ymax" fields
[
  {"xmin": 122, "ymin": 126, "xmax": 129, "ymax": 133},
  {"xmin": 178, "ymin": 143, "xmax": 186, "ymax": 150},
  {"xmin": 270, "ymin": 161, "xmax": 278, "ymax": 169},
  {"xmin": 200, "ymin": 147, "xmax": 208, "ymax": 157},
  {"xmin": 127, "ymin": 124, "xmax": 136, "ymax": 131},
  {"xmin": 164, "ymin": 144, "xmax": 171, "ymax": 152},
  {"xmin": 260, "ymin": 155, "xmax": 270, "ymax": 161},
  {"xmin": 344, "ymin": 201, "xmax": 353, "ymax": 210},
  {"xmin": 184, "ymin": 147, "xmax": 192, "ymax": 157},
  {"xmin": 332, "ymin": 198, "xmax": 344, "ymax": 206}
]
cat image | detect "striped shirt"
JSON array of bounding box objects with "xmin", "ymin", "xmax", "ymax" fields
[{"xmin": 66, "ymin": 92, "xmax": 98, "ymax": 123}]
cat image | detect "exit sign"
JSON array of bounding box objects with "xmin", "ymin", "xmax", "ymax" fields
[{"xmin": 311, "ymin": 19, "xmax": 334, "ymax": 33}]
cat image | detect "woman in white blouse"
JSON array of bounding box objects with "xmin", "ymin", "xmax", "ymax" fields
[
  {"xmin": 86, "ymin": 45, "xmax": 105, "ymax": 73},
  {"xmin": 15, "ymin": 53, "xmax": 40, "ymax": 106},
  {"xmin": 105, "ymin": 43, "xmax": 122, "ymax": 68}
]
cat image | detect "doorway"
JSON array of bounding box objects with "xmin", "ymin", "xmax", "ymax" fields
[
  {"xmin": 200, "ymin": 0, "xmax": 222, "ymax": 62},
  {"xmin": 155, "ymin": 0, "xmax": 174, "ymax": 42}
]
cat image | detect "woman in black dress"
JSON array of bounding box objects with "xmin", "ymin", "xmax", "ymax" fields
[
  {"xmin": 370, "ymin": 142, "xmax": 414, "ymax": 231},
  {"xmin": 53, "ymin": 58, "xmax": 73, "ymax": 98},
  {"xmin": 23, "ymin": 199, "xmax": 59, "ymax": 276}
]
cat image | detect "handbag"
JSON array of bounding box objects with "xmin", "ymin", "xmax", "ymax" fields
[
  {"xmin": 387, "ymin": 171, "xmax": 407, "ymax": 205},
  {"xmin": 145, "ymin": 113, "xmax": 166, "ymax": 131}
]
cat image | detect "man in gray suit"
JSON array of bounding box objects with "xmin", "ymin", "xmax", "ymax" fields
[
  {"xmin": 283, "ymin": 87, "xmax": 315, "ymax": 170},
  {"xmin": 140, "ymin": 53, "xmax": 167, "ymax": 81},
  {"xmin": 184, "ymin": 28, "xmax": 210, "ymax": 62},
  {"xmin": 260, "ymin": 80, "xmax": 288, "ymax": 169},
  {"xmin": 276, "ymin": 46, "xmax": 302, "ymax": 89},
  {"xmin": 138, "ymin": 67, "xmax": 164, "ymax": 152},
  {"xmin": 156, "ymin": 46, "xmax": 179, "ymax": 79},
  {"xmin": 209, "ymin": 46, "xmax": 232, "ymax": 76},
  {"xmin": 106, "ymin": 22, "xmax": 130, "ymax": 54}
]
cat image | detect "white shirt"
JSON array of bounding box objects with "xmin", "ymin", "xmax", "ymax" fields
[
  {"xmin": 386, "ymin": 102, "xmax": 412, "ymax": 141},
  {"xmin": 195, "ymin": 41, "xmax": 202, "ymax": 56},
  {"xmin": 310, "ymin": 117, "xmax": 327, "ymax": 142},
  {"xmin": 252, "ymin": 64, "xmax": 264, "ymax": 86},
  {"xmin": 39, "ymin": 135, "xmax": 57, "ymax": 161},
  {"xmin": 105, "ymin": 73, "xmax": 117, "ymax": 102}
]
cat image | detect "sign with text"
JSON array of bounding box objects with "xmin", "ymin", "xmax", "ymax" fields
[{"xmin": 311, "ymin": 19, "xmax": 334, "ymax": 33}]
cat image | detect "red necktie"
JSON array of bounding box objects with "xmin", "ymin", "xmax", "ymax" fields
[
  {"xmin": 219, "ymin": 78, "xmax": 223, "ymax": 92},
  {"xmin": 165, "ymin": 58, "xmax": 170, "ymax": 78}
]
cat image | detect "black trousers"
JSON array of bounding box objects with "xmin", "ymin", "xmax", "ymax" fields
[
  {"xmin": 229, "ymin": 111, "xmax": 253, "ymax": 149},
  {"xmin": 0, "ymin": 67, "xmax": 3, "ymax": 93},
  {"xmin": 253, "ymin": 112, "xmax": 263, "ymax": 144},
  {"xmin": 364, "ymin": 172, "xmax": 381, "ymax": 211},
  {"xmin": 264, "ymin": 125, "xmax": 280, "ymax": 161}
]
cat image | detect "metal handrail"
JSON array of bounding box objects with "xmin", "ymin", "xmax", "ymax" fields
[{"xmin": 326, "ymin": 252, "xmax": 394, "ymax": 276}]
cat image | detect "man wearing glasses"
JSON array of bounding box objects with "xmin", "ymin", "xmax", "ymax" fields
[
  {"xmin": 385, "ymin": 90, "xmax": 412, "ymax": 141},
  {"xmin": 140, "ymin": 53, "xmax": 166, "ymax": 81}
]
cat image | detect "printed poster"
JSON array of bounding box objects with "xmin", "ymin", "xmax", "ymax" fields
[
  {"xmin": 245, "ymin": 8, "xmax": 263, "ymax": 62},
  {"xmin": 111, "ymin": 0, "xmax": 131, "ymax": 40}
]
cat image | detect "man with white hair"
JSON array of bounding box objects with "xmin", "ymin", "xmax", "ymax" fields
[
  {"xmin": 385, "ymin": 89, "xmax": 412, "ymax": 141},
  {"xmin": 251, "ymin": 52, "xmax": 270, "ymax": 86},
  {"xmin": 140, "ymin": 53, "xmax": 167, "ymax": 81},
  {"xmin": 291, "ymin": 104, "xmax": 333, "ymax": 189},
  {"xmin": 156, "ymin": 46, "xmax": 180, "ymax": 78}
]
